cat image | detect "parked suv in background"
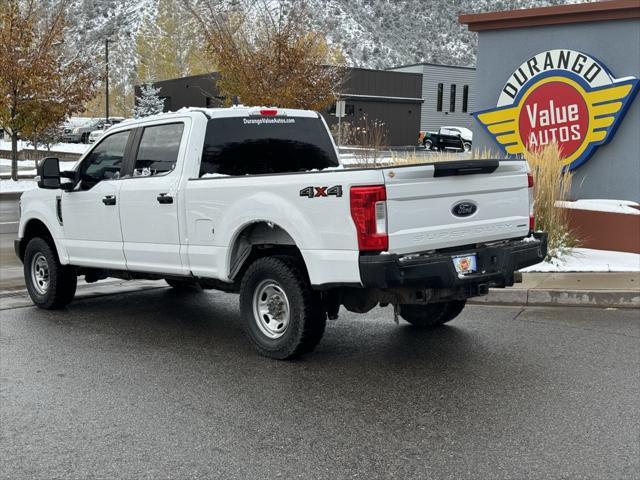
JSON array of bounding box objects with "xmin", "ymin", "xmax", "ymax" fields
[
  {"xmin": 88, "ymin": 122, "xmax": 119, "ymax": 143},
  {"xmin": 62, "ymin": 117, "xmax": 124, "ymax": 144},
  {"xmin": 420, "ymin": 126, "xmax": 473, "ymax": 152}
]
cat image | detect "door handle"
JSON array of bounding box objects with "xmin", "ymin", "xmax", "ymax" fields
[
  {"xmin": 157, "ymin": 193, "xmax": 173, "ymax": 204},
  {"xmin": 102, "ymin": 195, "xmax": 116, "ymax": 206}
]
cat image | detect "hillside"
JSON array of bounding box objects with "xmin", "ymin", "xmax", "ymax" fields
[{"xmin": 301, "ymin": 0, "xmax": 588, "ymax": 69}]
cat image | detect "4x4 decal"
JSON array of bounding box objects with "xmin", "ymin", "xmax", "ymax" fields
[{"xmin": 299, "ymin": 185, "xmax": 343, "ymax": 198}]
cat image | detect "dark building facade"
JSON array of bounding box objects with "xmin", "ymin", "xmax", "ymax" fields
[
  {"xmin": 135, "ymin": 73, "xmax": 223, "ymax": 112},
  {"xmin": 325, "ymin": 67, "xmax": 423, "ymax": 146},
  {"xmin": 137, "ymin": 67, "xmax": 423, "ymax": 146}
]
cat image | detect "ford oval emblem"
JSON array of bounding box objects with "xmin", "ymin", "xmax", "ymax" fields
[{"xmin": 452, "ymin": 201, "xmax": 477, "ymax": 218}]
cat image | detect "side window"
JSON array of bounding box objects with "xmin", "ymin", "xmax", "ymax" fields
[
  {"xmin": 462, "ymin": 85, "xmax": 469, "ymax": 113},
  {"xmin": 450, "ymin": 84, "xmax": 457, "ymax": 113},
  {"xmin": 79, "ymin": 130, "xmax": 130, "ymax": 188},
  {"xmin": 133, "ymin": 123, "xmax": 184, "ymax": 177},
  {"xmin": 436, "ymin": 83, "xmax": 443, "ymax": 112}
]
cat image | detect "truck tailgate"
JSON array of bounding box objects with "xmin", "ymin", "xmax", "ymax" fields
[{"xmin": 383, "ymin": 160, "xmax": 531, "ymax": 254}]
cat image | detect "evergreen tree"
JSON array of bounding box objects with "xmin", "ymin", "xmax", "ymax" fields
[{"xmin": 133, "ymin": 82, "xmax": 165, "ymax": 118}]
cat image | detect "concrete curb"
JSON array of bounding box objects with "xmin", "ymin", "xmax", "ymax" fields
[{"xmin": 469, "ymin": 288, "xmax": 640, "ymax": 308}]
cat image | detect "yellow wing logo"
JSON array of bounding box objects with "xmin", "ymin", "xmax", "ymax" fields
[
  {"xmin": 476, "ymin": 105, "xmax": 523, "ymax": 155},
  {"xmin": 475, "ymin": 75, "xmax": 639, "ymax": 170},
  {"xmin": 586, "ymin": 83, "xmax": 635, "ymax": 144}
]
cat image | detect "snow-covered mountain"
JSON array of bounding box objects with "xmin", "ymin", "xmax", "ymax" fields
[
  {"xmin": 61, "ymin": 0, "xmax": 587, "ymax": 85},
  {"xmin": 298, "ymin": 0, "xmax": 588, "ymax": 69}
]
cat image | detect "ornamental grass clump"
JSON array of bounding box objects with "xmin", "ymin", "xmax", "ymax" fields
[{"xmin": 524, "ymin": 143, "xmax": 578, "ymax": 260}]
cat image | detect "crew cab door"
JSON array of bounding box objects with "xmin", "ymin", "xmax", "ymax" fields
[
  {"xmin": 61, "ymin": 129, "xmax": 132, "ymax": 269},
  {"xmin": 118, "ymin": 121, "xmax": 189, "ymax": 275}
]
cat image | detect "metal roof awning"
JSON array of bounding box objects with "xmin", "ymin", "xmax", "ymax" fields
[{"xmin": 336, "ymin": 93, "xmax": 424, "ymax": 104}]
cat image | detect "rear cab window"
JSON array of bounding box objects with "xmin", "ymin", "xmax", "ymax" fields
[{"xmin": 199, "ymin": 115, "xmax": 339, "ymax": 177}]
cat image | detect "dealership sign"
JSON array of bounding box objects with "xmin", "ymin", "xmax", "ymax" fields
[{"xmin": 475, "ymin": 49, "xmax": 639, "ymax": 170}]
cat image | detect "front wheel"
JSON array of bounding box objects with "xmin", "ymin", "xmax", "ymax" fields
[
  {"xmin": 239, "ymin": 257, "xmax": 326, "ymax": 359},
  {"xmin": 463, "ymin": 141, "xmax": 472, "ymax": 152},
  {"xmin": 24, "ymin": 237, "xmax": 77, "ymax": 309},
  {"xmin": 400, "ymin": 300, "xmax": 466, "ymax": 328}
]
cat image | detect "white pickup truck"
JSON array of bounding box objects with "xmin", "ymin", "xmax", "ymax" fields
[{"xmin": 16, "ymin": 107, "xmax": 547, "ymax": 359}]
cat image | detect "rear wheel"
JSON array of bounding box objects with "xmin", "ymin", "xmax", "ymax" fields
[
  {"xmin": 400, "ymin": 300, "xmax": 466, "ymax": 328},
  {"xmin": 423, "ymin": 139, "xmax": 433, "ymax": 150},
  {"xmin": 24, "ymin": 237, "xmax": 77, "ymax": 309},
  {"xmin": 239, "ymin": 256, "xmax": 326, "ymax": 359},
  {"xmin": 463, "ymin": 141, "xmax": 472, "ymax": 152}
]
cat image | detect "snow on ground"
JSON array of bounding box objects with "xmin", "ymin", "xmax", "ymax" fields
[
  {"xmin": 521, "ymin": 248, "xmax": 640, "ymax": 273},
  {"xmin": 0, "ymin": 180, "xmax": 38, "ymax": 194},
  {"xmin": 0, "ymin": 159, "xmax": 36, "ymax": 168},
  {"xmin": 557, "ymin": 199, "xmax": 640, "ymax": 215},
  {"xmin": 0, "ymin": 140, "xmax": 89, "ymax": 155}
]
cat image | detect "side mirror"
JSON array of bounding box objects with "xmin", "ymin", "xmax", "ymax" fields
[{"xmin": 36, "ymin": 157, "xmax": 61, "ymax": 189}]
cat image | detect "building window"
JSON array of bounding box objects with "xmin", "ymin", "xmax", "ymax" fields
[
  {"xmin": 462, "ymin": 85, "xmax": 469, "ymax": 113},
  {"xmin": 437, "ymin": 83, "xmax": 443, "ymax": 112},
  {"xmin": 450, "ymin": 84, "xmax": 456, "ymax": 113}
]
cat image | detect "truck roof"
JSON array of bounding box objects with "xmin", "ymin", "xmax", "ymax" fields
[{"xmin": 119, "ymin": 107, "xmax": 320, "ymax": 126}]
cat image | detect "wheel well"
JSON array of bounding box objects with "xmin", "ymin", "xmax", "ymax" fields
[
  {"xmin": 19, "ymin": 219, "xmax": 54, "ymax": 261},
  {"xmin": 229, "ymin": 222, "xmax": 304, "ymax": 282}
]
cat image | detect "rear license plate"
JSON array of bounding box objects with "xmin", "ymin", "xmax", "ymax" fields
[{"xmin": 452, "ymin": 254, "xmax": 477, "ymax": 275}]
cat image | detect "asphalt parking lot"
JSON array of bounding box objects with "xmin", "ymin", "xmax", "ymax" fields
[{"xmin": 1, "ymin": 287, "xmax": 638, "ymax": 479}]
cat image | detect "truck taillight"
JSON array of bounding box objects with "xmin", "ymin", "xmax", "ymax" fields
[
  {"xmin": 350, "ymin": 186, "xmax": 388, "ymax": 252},
  {"xmin": 528, "ymin": 171, "xmax": 535, "ymax": 233}
]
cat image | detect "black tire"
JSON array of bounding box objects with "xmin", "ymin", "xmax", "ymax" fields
[
  {"xmin": 165, "ymin": 278, "xmax": 201, "ymax": 291},
  {"xmin": 239, "ymin": 256, "xmax": 326, "ymax": 360},
  {"xmin": 24, "ymin": 237, "xmax": 77, "ymax": 309},
  {"xmin": 400, "ymin": 300, "xmax": 466, "ymax": 328},
  {"xmin": 423, "ymin": 139, "xmax": 433, "ymax": 150},
  {"xmin": 463, "ymin": 142, "xmax": 472, "ymax": 152}
]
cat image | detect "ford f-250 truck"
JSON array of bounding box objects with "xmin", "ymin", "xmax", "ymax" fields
[{"xmin": 16, "ymin": 107, "xmax": 547, "ymax": 359}]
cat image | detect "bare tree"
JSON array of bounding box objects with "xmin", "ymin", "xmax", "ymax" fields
[{"xmin": 182, "ymin": 0, "xmax": 346, "ymax": 110}]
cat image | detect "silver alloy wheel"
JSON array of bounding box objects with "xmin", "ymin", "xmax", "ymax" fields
[
  {"xmin": 253, "ymin": 280, "xmax": 291, "ymax": 339},
  {"xmin": 30, "ymin": 253, "xmax": 50, "ymax": 295},
  {"xmin": 464, "ymin": 142, "xmax": 472, "ymax": 152}
]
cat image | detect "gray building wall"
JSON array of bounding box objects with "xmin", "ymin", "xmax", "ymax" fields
[
  {"xmin": 473, "ymin": 18, "xmax": 640, "ymax": 202},
  {"xmin": 389, "ymin": 63, "xmax": 475, "ymax": 131}
]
